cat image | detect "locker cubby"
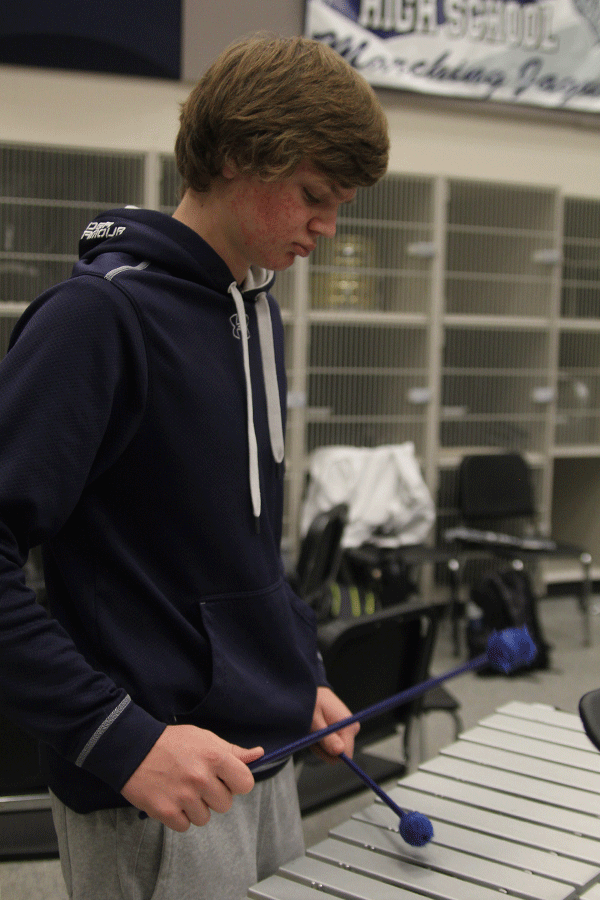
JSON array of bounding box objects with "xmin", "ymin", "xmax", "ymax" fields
[{"xmin": 0, "ymin": 144, "xmax": 145, "ymax": 308}]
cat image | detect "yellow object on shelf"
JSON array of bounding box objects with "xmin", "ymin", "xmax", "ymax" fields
[{"xmin": 310, "ymin": 234, "xmax": 377, "ymax": 309}]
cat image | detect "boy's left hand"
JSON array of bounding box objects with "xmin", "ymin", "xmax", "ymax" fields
[{"xmin": 310, "ymin": 686, "xmax": 360, "ymax": 762}]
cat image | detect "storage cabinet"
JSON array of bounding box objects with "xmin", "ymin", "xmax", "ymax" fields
[
  {"xmin": 0, "ymin": 145, "xmax": 145, "ymax": 310},
  {"xmin": 2, "ymin": 143, "xmax": 600, "ymax": 580},
  {"xmin": 550, "ymin": 196, "xmax": 600, "ymax": 573},
  {"xmin": 444, "ymin": 180, "xmax": 559, "ymax": 318},
  {"xmin": 436, "ymin": 180, "xmax": 562, "ymax": 565},
  {"xmin": 558, "ymin": 197, "xmax": 600, "ymax": 452}
]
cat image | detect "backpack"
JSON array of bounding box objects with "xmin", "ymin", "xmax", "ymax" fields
[
  {"xmin": 466, "ymin": 567, "xmax": 550, "ymax": 674},
  {"xmin": 311, "ymin": 582, "xmax": 381, "ymax": 623}
]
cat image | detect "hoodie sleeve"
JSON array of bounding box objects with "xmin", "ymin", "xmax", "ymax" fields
[{"xmin": 0, "ymin": 276, "xmax": 165, "ymax": 793}]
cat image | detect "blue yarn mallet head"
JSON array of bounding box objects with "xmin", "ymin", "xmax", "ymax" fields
[
  {"xmin": 399, "ymin": 810, "xmax": 434, "ymax": 847},
  {"xmin": 339, "ymin": 752, "xmax": 433, "ymax": 847},
  {"xmin": 487, "ymin": 625, "xmax": 537, "ymax": 673}
]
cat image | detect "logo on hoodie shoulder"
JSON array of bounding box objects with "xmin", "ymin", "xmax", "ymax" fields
[{"xmin": 81, "ymin": 221, "xmax": 126, "ymax": 241}]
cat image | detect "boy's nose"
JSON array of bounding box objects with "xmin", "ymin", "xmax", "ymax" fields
[{"xmin": 310, "ymin": 211, "xmax": 337, "ymax": 239}]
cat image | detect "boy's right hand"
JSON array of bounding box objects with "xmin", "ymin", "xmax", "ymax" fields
[{"xmin": 121, "ymin": 724, "xmax": 264, "ymax": 831}]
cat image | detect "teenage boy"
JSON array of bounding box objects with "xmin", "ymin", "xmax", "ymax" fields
[{"xmin": 0, "ymin": 34, "xmax": 389, "ymax": 899}]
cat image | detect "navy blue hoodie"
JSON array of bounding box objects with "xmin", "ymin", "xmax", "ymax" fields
[{"xmin": 0, "ymin": 208, "xmax": 324, "ymax": 812}]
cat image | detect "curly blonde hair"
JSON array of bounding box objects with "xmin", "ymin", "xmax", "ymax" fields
[{"xmin": 175, "ymin": 34, "xmax": 389, "ymax": 194}]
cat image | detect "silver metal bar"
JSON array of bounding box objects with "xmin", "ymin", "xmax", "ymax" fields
[
  {"xmin": 329, "ymin": 818, "xmax": 569, "ymax": 900},
  {"xmin": 459, "ymin": 726, "xmax": 600, "ymax": 773},
  {"xmin": 352, "ymin": 802, "xmax": 596, "ymax": 887},
  {"xmin": 441, "ymin": 738, "xmax": 600, "ymax": 792}
]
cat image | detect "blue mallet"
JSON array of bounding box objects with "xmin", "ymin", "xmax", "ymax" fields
[
  {"xmin": 250, "ymin": 625, "xmax": 536, "ymax": 846},
  {"xmin": 339, "ymin": 751, "xmax": 434, "ymax": 847}
]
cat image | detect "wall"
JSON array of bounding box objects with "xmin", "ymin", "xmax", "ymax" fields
[
  {"xmin": 2, "ymin": 61, "xmax": 600, "ymax": 199},
  {"xmin": 383, "ymin": 91, "xmax": 600, "ymax": 198},
  {"xmin": 181, "ymin": 0, "xmax": 305, "ymax": 79}
]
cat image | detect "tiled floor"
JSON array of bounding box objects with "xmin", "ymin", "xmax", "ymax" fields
[{"xmin": 1, "ymin": 593, "xmax": 599, "ymax": 899}]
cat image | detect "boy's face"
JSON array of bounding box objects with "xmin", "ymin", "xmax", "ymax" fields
[{"xmin": 221, "ymin": 160, "xmax": 356, "ymax": 280}]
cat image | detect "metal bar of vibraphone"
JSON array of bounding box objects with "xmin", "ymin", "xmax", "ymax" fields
[
  {"xmin": 403, "ymin": 767, "xmax": 600, "ymax": 840},
  {"xmin": 325, "ymin": 818, "xmax": 569, "ymax": 900},
  {"xmin": 383, "ymin": 778, "xmax": 600, "ymax": 865},
  {"xmin": 440, "ymin": 739, "xmax": 600, "ymax": 794},
  {"xmin": 420, "ymin": 754, "xmax": 600, "ymax": 817},
  {"xmin": 248, "ymin": 877, "xmax": 326, "ymax": 900},
  {"xmin": 353, "ymin": 802, "xmax": 596, "ymax": 888},
  {"xmin": 305, "ymin": 835, "xmax": 538, "ymax": 900},
  {"xmin": 496, "ymin": 701, "xmax": 590, "ymax": 732},
  {"xmin": 458, "ymin": 726, "xmax": 600, "ymax": 774},
  {"xmin": 248, "ymin": 704, "xmax": 600, "ymax": 900},
  {"xmin": 475, "ymin": 712, "xmax": 597, "ymax": 752}
]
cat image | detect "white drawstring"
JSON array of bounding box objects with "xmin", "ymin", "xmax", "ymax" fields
[
  {"xmin": 256, "ymin": 295, "xmax": 285, "ymax": 464},
  {"xmin": 230, "ymin": 283, "xmax": 261, "ymax": 519},
  {"xmin": 228, "ymin": 283, "xmax": 285, "ymax": 523}
]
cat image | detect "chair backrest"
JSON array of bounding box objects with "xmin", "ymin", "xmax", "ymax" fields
[
  {"xmin": 295, "ymin": 503, "xmax": 348, "ymax": 602},
  {"xmin": 316, "ymin": 597, "xmax": 447, "ymax": 747},
  {"xmin": 458, "ymin": 452, "xmax": 536, "ymax": 522}
]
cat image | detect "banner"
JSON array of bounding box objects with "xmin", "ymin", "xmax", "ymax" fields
[{"xmin": 305, "ymin": 0, "xmax": 600, "ymax": 111}]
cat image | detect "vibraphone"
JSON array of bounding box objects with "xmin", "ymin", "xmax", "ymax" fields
[{"xmin": 248, "ymin": 701, "xmax": 600, "ymax": 900}]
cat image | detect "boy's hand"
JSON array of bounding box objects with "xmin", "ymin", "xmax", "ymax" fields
[
  {"xmin": 310, "ymin": 686, "xmax": 360, "ymax": 762},
  {"xmin": 121, "ymin": 725, "xmax": 264, "ymax": 831}
]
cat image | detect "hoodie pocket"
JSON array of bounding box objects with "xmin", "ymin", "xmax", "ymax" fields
[{"xmin": 175, "ymin": 579, "xmax": 318, "ymax": 753}]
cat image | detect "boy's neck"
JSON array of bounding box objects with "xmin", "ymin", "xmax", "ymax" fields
[{"xmin": 173, "ymin": 185, "xmax": 248, "ymax": 284}]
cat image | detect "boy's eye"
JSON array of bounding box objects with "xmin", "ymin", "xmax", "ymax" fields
[{"xmin": 304, "ymin": 189, "xmax": 322, "ymax": 204}]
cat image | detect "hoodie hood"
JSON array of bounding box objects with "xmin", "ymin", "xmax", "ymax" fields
[
  {"xmin": 79, "ymin": 206, "xmax": 274, "ymax": 297},
  {"xmin": 77, "ymin": 207, "xmax": 283, "ymax": 524}
]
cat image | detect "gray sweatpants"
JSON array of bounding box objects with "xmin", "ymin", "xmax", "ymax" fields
[{"xmin": 50, "ymin": 760, "xmax": 304, "ymax": 900}]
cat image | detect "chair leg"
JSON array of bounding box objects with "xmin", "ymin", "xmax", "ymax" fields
[
  {"xmin": 409, "ymin": 703, "xmax": 463, "ymax": 766},
  {"xmin": 450, "ymin": 708, "xmax": 463, "ymax": 741},
  {"xmin": 403, "ymin": 719, "xmax": 421, "ymax": 771},
  {"xmin": 580, "ymin": 552, "xmax": 593, "ymax": 647},
  {"xmin": 447, "ymin": 556, "xmax": 463, "ymax": 658}
]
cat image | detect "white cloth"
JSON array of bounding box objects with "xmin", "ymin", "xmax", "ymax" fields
[{"xmin": 301, "ymin": 443, "xmax": 435, "ymax": 549}]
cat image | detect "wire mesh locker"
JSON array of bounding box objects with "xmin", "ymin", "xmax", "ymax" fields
[
  {"xmin": 305, "ymin": 320, "xmax": 430, "ymax": 456},
  {"xmin": 0, "ymin": 143, "xmax": 145, "ymax": 308},
  {"xmin": 310, "ymin": 174, "xmax": 435, "ymax": 315},
  {"xmin": 556, "ymin": 331, "xmax": 600, "ymax": 447},
  {"xmin": 440, "ymin": 326, "xmax": 551, "ymax": 453},
  {"xmin": 562, "ymin": 197, "xmax": 600, "ymax": 320},
  {"xmin": 445, "ymin": 179, "xmax": 559, "ymax": 318}
]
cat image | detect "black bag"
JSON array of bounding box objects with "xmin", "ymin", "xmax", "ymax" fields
[
  {"xmin": 341, "ymin": 545, "xmax": 418, "ymax": 608},
  {"xmin": 466, "ymin": 567, "xmax": 550, "ymax": 673},
  {"xmin": 311, "ymin": 582, "xmax": 381, "ymax": 623}
]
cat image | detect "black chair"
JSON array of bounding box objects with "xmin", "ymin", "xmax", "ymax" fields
[
  {"xmin": 340, "ymin": 542, "xmax": 464, "ymax": 736},
  {"xmin": 289, "ymin": 503, "xmax": 349, "ymax": 618},
  {"xmin": 295, "ymin": 596, "xmax": 449, "ymax": 813},
  {"xmin": 446, "ymin": 452, "xmax": 593, "ymax": 645},
  {"xmin": 342, "ymin": 541, "xmax": 464, "ymax": 654}
]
